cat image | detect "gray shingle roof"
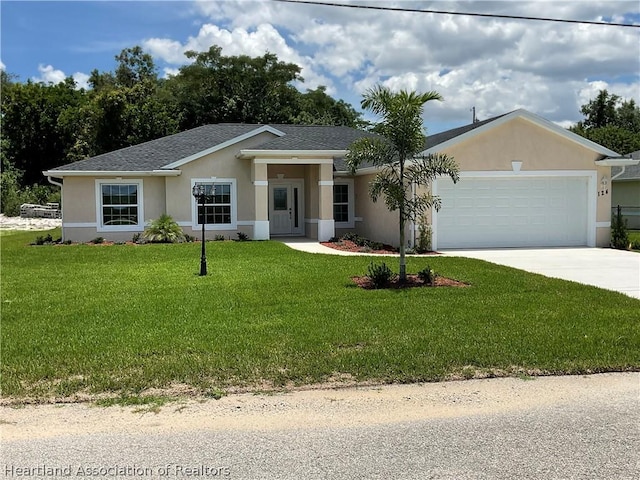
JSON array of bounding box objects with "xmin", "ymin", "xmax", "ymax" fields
[
  {"xmin": 49, "ymin": 124, "xmax": 378, "ymax": 173},
  {"xmin": 611, "ymin": 150, "xmax": 640, "ymax": 181},
  {"xmin": 49, "ymin": 124, "xmax": 260, "ymax": 172},
  {"xmin": 45, "ymin": 112, "xmax": 525, "ymax": 174}
]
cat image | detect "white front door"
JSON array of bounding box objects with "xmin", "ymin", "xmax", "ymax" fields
[{"xmin": 269, "ymin": 181, "xmax": 304, "ymax": 236}]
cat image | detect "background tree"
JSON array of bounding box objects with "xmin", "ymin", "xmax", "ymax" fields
[
  {"xmin": 293, "ymin": 86, "xmax": 363, "ymax": 127},
  {"xmin": 345, "ymin": 85, "xmax": 459, "ymax": 282},
  {"xmin": 0, "ymin": 44, "xmax": 363, "ymax": 214},
  {"xmin": 570, "ymin": 89, "xmax": 640, "ymax": 154}
]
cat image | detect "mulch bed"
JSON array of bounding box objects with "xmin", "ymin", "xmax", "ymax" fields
[
  {"xmin": 321, "ymin": 239, "xmax": 396, "ymax": 254},
  {"xmin": 351, "ymin": 274, "xmax": 469, "ymax": 290},
  {"xmin": 321, "ymin": 239, "xmax": 440, "ymax": 255}
]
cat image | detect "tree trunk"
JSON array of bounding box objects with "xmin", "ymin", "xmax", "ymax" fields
[
  {"xmin": 399, "ymin": 211, "xmax": 406, "ymax": 283},
  {"xmin": 399, "ymin": 158, "xmax": 406, "ymax": 283}
]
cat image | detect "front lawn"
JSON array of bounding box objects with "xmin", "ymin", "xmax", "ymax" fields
[{"xmin": 1, "ymin": 229, "xmax": 638, "ymax": 402}]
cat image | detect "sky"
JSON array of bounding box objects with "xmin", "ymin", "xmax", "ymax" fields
[{"xmin": 1, "ymin": 0, "xmax": 639, "ymax": 134}]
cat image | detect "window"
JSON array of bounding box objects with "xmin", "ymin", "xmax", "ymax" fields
[
  {"xmin": 96, "ymin": 180, "xmax": 144, "ymax": 231},
  {"xmin": 333, "ymin": 184, "xmax": 349, "ymax": 223},
  {"xmin": 192, "ymin": 179, "xmax": 237, "ymax": 230},
  {"xmin": 333, "ymin": 179, "xmax": 354, "ymax": 228}
]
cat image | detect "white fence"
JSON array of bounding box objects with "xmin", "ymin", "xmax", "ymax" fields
[{"xmin": 20, "ymin": 203, "xmax": 61, "ymax": 219}]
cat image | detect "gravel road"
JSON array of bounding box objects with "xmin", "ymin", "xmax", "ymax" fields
[{"xmin": 2, "ymin": 373, "xmax": 638, "ymax": 479}]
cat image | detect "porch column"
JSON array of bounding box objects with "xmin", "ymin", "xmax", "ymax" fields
[
  {"xmin": 252, "ymin": 160, "xmax": 269, "ymax": 240},
  {"xmin": 317, "ymin": 162, "xmax": 335, "ymax": 241}
]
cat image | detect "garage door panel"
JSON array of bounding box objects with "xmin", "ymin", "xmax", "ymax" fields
[{"xmin": 436, "ymin": 176, "xmax": 589, "ymax": 248}]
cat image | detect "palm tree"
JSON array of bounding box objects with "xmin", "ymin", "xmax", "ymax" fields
[{"xmin": 345, "ymin": 85, "xmax": 459, "ymax": 282}]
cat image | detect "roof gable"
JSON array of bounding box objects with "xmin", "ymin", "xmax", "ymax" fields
[{"xmin": 421, "ymin": 109, "xmax": 620, "ymax": 158}]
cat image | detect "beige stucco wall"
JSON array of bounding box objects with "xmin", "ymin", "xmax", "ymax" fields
[
  {"xmin": 445, "ymin": 118, "xmax": 602, "ymax": 171},
  {"xmin": 352, "ymin": 173, "xmax": 407, "ymax": 247},
  {"xmin": 61, "ymin": 176, "xmax": 166, "ymax": 243},
  {"xmin": 62, "ymin": 177, "xmax": 97, "ymax": 224}
]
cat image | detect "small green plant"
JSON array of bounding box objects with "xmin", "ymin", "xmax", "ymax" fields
[
  {"xmin": 366, "ymin": 261, "xmax": 395, "ymax": 289},
  {"xmin": 630, "ymin": 240, "xmax": 640, "ymax": 251},
  {"xmin": 63, "ymin": 239, "xmax": 73, "ymax": 245},
  {"xmin": 142, "ymin": 214, "xmax": 185, "ymax": 243},
  {"xmin": 418, "ymin": 266, "xmax": 437, "ymax": 285},
  {"xmin": 132, "ymin": 232, "xmax": 143, "ymax": 244},
  {"xmin": 236, "ymin": 232, "xmax": 250, "ymax": 241},
  {"xmin": 214, "ymin": 234, "xmax": 225, "ymax": 241},
  {"xmin": 90, "ymin": 237, "xmax": 105, "ymax": 244},
  {"xmin": 31, "ymin": 234, "xmax": 54, "ymax": 246},
  {"xmin": 184, "ymin": 234, "xmax": 196, "ymax": 243},
  {"xmin": 611, "ymin": 205, "xmax": 629, "ymax": 250},
  {"xmin": 415, "ymin": 218, "xmax": 432, "ymax": 253}
]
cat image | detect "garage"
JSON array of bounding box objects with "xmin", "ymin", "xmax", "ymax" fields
[{"xmin": 434, "ymin": 175, "xmax": 591, "ymax": 249}]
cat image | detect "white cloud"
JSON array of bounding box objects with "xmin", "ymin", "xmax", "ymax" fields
[
  {"xmin": 34, "ymin": 64, "xmax": 66, "ymax": 84},
  {"xmin": 72, "ymin": 72, "xmax": 90, "ymax": 90},
  {"xmin": 143, "ymin": 22, "xmax": 333, "ymax": 91},
  {"xmin": 148, "ymin": 0, "xmax": 640, "ymax": 130},
  {"xmin": 0, "ymin": 60, "xmax": 5, "ymax": 71},
  {"xmin": 32, "ymin": 64, "xmax": 90, "ymax": 90}
]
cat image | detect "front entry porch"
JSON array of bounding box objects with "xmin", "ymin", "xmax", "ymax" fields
[{"xmin": 251, "ymin": 160, "xmax": 336, "ymax": 241}]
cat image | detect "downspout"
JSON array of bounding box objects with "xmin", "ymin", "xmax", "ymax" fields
[
  {"xmin": 611, "ymin": 166, "xmax": 626, "ymax": 181},
  {"xmin": 46, "ymin": 176, "xmax": 64, "ymax": 241}
]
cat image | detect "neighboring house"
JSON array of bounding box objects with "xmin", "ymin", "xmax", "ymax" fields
[
  {"xmin": 611, "ymin": 150, "xmax": 640, "ymax": 229},
  {"xmin": 44, "ymin": 109, "xmax": 636, "ymax": 248}
]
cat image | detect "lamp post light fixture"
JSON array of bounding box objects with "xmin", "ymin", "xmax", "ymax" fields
[{"xmin": 192, "ymin": 184, "xmax": 209, "ymax": 276}]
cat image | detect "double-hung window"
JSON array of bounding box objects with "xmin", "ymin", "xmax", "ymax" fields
[
  {"xmin": 192, "ymin": 179, "xmax": 237, "ymax": 230},
  {"xmin": 96, "ymin": 180, "xmax": 144, "ymax": 231},
  {"xmin": 333, "ymin": 179, "xmax": 355, "ymax": 228}
]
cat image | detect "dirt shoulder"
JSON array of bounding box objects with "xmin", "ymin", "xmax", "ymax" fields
[{"xmin": 2, "ymin": 373, "xmax": 637, "ymax": 442}]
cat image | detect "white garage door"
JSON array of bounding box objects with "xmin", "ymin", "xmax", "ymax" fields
[{"xmin": 436, "ymin": 176, "xmax": 589, "ymax": 249}]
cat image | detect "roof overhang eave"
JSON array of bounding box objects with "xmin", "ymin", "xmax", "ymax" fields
[
  {"xmin": 237, "ymin": 149, "xmax": 348, "ymax": 160},
  {"xmin": 595, "ymin": 158, "xmax": 640, "ymax": 167},
  {"xmin": 42, "ymin": 169, "xmax": 182, "ymax": 177}
]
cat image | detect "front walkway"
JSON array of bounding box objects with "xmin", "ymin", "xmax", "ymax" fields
[{"xmin": 278, "ymin": 237, "xmax": 397, "ymax": 256}]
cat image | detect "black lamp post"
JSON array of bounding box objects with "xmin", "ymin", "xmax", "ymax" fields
[{"xmin": 192, "ymin": 184, "xmax": 208, "ymax": 276}]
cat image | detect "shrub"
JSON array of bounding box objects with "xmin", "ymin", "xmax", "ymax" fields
[
  {"xmin": 142, "ymin": 214, "xmax": 185, "ymax": 244},
  {"xmin": 236, "ymin": 232, "xmax": 250, "ymax": 241},
  {"xmin": 366, "ymin": 261, "xmax": 395, "ymax": 289},
  {"xmin": 132, "ymin": 233, "xmax": 143, "ymax": 244},
  {"xmin": 90, "ymin": 237, "xmax": 105, "ymax": 244},
  {"xmin": 630, "ymin": 240, "xmax": 640, "ymax": 251},
  {"xmin": 418, "ymin": 266, "xmax": 437, "ymax": 285},
  {"xmin": 184, "ymin": 234, "xmax": 196, "ymax": 243},
  {"xmin": 31, "ymin": 234, "xmax": 54, "ymax": 246},
  {"xmin": 415, "ymin": 218, "xmax": 432, "ymax": 253},
  {"xmin": 611, "ymin": 206, "xmax": 629, "ymax": 250},
  {"xmin": 214, "ymin": 234, "xmax": 225, "ymax": 241}
]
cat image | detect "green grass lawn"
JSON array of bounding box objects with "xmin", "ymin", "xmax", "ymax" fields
[{"xmin": 1, "ymin": 228, "xmax": 639, "ymax": 402}]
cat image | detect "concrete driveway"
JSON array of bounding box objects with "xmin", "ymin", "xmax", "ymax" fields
[{"xmin": 441, "ymin": 247, "xmax": 640, "ymax": 299}]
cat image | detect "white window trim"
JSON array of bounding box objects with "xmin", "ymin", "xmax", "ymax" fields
[
  {"xmin": 95, "ymin": 179, "xmax": 144, "ymax": 232},
  {"xmin": 190, "ymin": 178, "xmax": 238, "ymax": 230},
  {"xmin": 333, "ymin": 178, "xmax": 355, "ymax": 229}
]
